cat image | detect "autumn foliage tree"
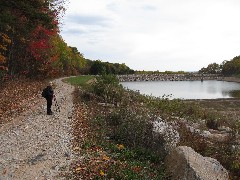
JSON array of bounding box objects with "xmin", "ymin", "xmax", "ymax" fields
[
  {"xmin": 0, "ymin": 0, "xmax": 134, "ymax": 82},
  {"xmin": 0, "ymin": 0, "xmax": 74, "ymax": 81}
]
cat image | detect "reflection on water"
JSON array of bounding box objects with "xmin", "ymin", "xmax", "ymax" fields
[{"xmin": 121, "ymin": 80, "xmax": 240, "ymax": 99}]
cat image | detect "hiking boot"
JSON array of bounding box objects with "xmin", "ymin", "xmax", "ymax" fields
[{"xmin": 47, "ymin": 112, "xmax": 53, "ymax": 115}]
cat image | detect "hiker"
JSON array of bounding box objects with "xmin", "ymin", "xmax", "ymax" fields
[{"xmin": 44, "ymin": 81, "xmax": 54, "ymax": 115}]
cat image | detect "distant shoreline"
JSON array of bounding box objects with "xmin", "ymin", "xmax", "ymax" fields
[
  {"xmin": 118, "ymin": 74, "xmax": 222, "ymax": 82},
  {"xmin": 118, "ymin": 74, "xmax": 240, "ymax": 83},
  {"xmin": 222, "ymin": 76, "xmax": 240, "ymax": 83}
]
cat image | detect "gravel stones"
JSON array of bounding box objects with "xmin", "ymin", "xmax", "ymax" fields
[{"xmin": 0, "ymin": 78, "xmax": 74, "ymax": 179}]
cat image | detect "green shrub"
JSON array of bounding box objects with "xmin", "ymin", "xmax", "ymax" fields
[
  {"xmin": 205, "ymin": 118, "xmax": 220, "ymax": 130},
  {"xmin": 229, "ymin": 90, "xmax": 240, "ymax": 98},
  {"xmin": 106, "ymin": 106, "xmax": 154, "ymax": 148},
  {"xmin": 92, "ymin": 74, "xmax": 124, "ymax": 104}
]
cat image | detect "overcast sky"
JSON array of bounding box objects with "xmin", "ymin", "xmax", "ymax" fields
[{"xmin": 60, "ymin": 0, "xmax": 240, "ymax": 71}]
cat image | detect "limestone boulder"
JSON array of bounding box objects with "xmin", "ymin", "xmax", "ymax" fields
[
  {"xmin": 165, "ymin": 146, "xmax": 229, "ymax": 180},
  {"xmin": 152, "ymin": 118, "xmax": 180, "ymax": 152}
]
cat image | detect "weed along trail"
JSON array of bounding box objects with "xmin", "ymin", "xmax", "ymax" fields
[{"xmin": 0, "ymin": 78, "xmax": 75, "ymax": 179}]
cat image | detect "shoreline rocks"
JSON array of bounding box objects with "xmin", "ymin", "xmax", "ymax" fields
[
  {"xmin": 118, "ymin": 74, "xmax": 222, "ymax": 82},
  {"xmin": 165, "ymin": 146, "xmax": 229, "ymax": 180}
]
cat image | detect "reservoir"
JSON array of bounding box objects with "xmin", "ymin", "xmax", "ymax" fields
[{"xmin": 121, "ymin": 80, "xmax": 240, "ymax": 99}]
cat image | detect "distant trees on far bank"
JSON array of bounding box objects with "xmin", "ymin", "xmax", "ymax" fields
[
  {"xmin": 199, "ymin": 55, "xmax": 240, "ymax": 76},
  {"xmin": 0, "ymin": 0, "xmax": 82, "ymax": 80},
  {"xmin": 89, "ymin": 60, "xmax": 134, "ymax": 75},
  {"xmin": 134, "ymin": 70, "xmax": 188, "ymax": 75},
  {"xmin": 199, "ymin": 63, "xmax": 221, "ymax": 74}
]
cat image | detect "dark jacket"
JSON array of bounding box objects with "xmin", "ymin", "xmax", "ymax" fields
[{"xmin": 46, "ymin": 86, "xmax": 54, "ymax": 99}]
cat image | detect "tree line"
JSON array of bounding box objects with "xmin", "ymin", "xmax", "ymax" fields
[
  {"xmin": 199, "ymin": 55, "xmax": 240, "ymax": 76},
  {"xmin": 0, "ymin": 0, "xmax": 134, "ymax": 82}
]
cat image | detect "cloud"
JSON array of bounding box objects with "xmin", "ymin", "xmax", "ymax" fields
[
  {"xmin": 60, "ymin": 0, "xmax": 240, "ymax": 71},
  {"xmin": 61, "ymin": 28, "xmax": 85, "ymax": 35},
  {"xmin": 61, "ymin": 13, "xmax": 115, "ymax": 38},
  {"xmin": 66, "ymin": 14, "xmax": 112, "ymax": 26},
  {"xmin": 141, "ymin": 5, "xmax": 157, "ymax": 11}
]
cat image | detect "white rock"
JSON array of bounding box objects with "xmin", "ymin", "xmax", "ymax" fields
[
  {"xmin": 202, "ymin": 130, "xmax": 211, "ymax": 138},
  {"xmin": 152, "ymin": 118, "xmax": 180, "ymax": 152},
  {"xmin": 165, "ymin": 146, "xmax": 229, "ymax": 180}
]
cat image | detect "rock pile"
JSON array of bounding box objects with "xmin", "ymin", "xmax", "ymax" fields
[{"xmin": 118, "ymin": 74, "xmax": 222, "ymax": 82}]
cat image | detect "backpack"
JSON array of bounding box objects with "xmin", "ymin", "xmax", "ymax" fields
[{"xmin": 41, "ymin": 88, "xmax": 48, "ymax": 98}]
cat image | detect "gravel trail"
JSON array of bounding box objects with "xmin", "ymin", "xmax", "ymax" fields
[{"xmin": 0, "ymin": 78, "xmax": 74, "ymax": 180}]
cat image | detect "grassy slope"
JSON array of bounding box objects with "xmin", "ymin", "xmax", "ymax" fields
[
  {"xmin": 65, "ymin": 75, "xmax": 95, "ymax": 87},
  {"xmin": 66, "ymin": 75, "xmax": 167, "ymax": 179},
  {"xmin": 66, "ymin": 75, "xmax": 240, "ymax": 179}
]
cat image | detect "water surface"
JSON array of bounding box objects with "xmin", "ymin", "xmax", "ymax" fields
[{"xmin": 121, "ymin": 80, "xmax": 240, "ymax": 99}]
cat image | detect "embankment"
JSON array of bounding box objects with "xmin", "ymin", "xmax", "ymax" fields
[
  {"xmin": 222, "ymin": 76, "xmax": 240, "ymax": 83},
  {"xmin": 118, "ymin": 74, "xmax": 222, "ymax": 82}
]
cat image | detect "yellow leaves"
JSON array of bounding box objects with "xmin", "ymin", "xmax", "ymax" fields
[
  {"xmin": 20, "ymin": 37, "xmax": 26, "ymax": 43},
  {"xmin": 0, "ymin": 33, "xmax": 11, "ymax": 63},
  {"xmin": 102, "ymin": 155, "xmax": 110, "ymax": 161},
  {"xmin": 99, "ymin": 170, "xmax": 105, "ymax": 176},
  {"xmin": 117, "ymin": 144, "xmax": 125, "ymax": 150},
  {"xmin": 75, "ymin": 167, "xmax": 81, "ymax": 171},
  {"xmin": 73, "ymin": 146, "xmax": 80, "ymax": 151},
  {"xmin": 1, "ymin": 33, "xmax": 11, "ymax": 44},
  {"xmin": 75, "ymin": 166, "xmax": 86, "ymax": 173},
  {"xmin": 0, "ymin": 44, "xmax": 7, "ymax": 51}
]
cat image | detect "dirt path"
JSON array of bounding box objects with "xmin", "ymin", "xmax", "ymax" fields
[{"xmin": 0, "ymin": 78, "xmax": 74, "ymax": 179}]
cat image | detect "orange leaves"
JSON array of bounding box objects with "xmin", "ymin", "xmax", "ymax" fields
[
  {"xmin": 99, "ymin": 170, "xmax": 105, "ymax": 176},
  {"xmin": 0, "ymin": 44, "xmax": 7, "ymax": 51},
  {"xmin": 1, "ymin": 33, "xmax": 11, "ymax": 44},
  {"xmin": 0, "ymin": 33, "xmax": 10, "ymax": 78},
  {"xmin": 0, "ymin": 1, "xmax": 69, "ymax": 79},
  {"xmin": 0, "ymin": 55, "xmax": 7, "ymax": 64},
  {"xmin": 73, "ymin": 146, "xmax": 80, "ymax": 151},
  {"xmin": 50, "ymin": 54, "xmax": 59, "ymax": 62},
  {"xmin": 117, "ymin": 144, "xmax": 125, "ymax": 150},
  {"xmin": 75, "ymin": 167, "xmax": 82, "ymax": 172},
  {"xmin": 132, "ymin": 166, "xmax": 142, "ymax": 173},
  {"xmin": 102, "ymin": 155, "xmax": 110, "ymax": 161},
  {"xmin": 0, "ymin": 33, "xmax": 11, "ymax": 66},
  {"xmin": 75, "ymin": 166, "xmax": 87, "ymax": 173}
]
